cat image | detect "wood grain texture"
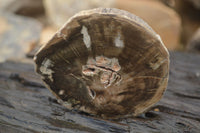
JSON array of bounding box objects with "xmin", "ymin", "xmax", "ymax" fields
[
  {"xmin": 34, "ymin": 8, "xmax": 169, "ymax": 118},
  {"xmin": 0, "ymin": 51, "xmax": 199, "ymax": 133}
]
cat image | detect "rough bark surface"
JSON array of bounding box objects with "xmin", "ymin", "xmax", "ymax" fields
[{"xmin": 0, "ymin": 51, "xmax": 200, "ymax": 133}]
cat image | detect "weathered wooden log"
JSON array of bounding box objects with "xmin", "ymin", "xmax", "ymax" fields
[{"xmin": 0, "ymin": 51, "xmax": 200, "ymax": 133}]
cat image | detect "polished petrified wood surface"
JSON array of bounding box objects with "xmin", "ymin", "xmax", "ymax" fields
[
  {"xmin": 0, "ymin": 51, "xmax": 199, "ymax": 133},
  {"xmin": 34, "ymin": 8, "xmax": 169, "ymax": 118}
]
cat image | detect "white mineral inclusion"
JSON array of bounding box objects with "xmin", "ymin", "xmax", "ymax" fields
[
  {"xmin": 150, "ymin": 58, "xmax": 167, "ymax": 70},
  {"xmin": 115, "ymin": 33, "xmax": 124, "ymax": 48},
  {"xmin": 156, "ymin": 34, "xmax": 169, "ymax": 54},
  {"xmin": 81, "ymin": 26, "xmax": 91, "ymax": 49},
  {"xmin": 40, "ymin": 58, "xmax": 54, "ymax": 81},
  {"xmin": 59, "ymin": 90, "xmax": 65, "ymax": 95}
]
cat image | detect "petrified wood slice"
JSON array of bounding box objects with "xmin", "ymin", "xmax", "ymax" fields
[{"xmin": 34, "ymin": 8, "xmax": 169, "ymax": 118}]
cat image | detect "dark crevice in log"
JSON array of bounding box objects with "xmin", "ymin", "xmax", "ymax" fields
[
  {"xmin": 173, "ymin": 92, "xmax": 200, "ymax": 100},
  {"xmin": 9, "ymin": 73, "xmax": 45, "ymax": 88},
  {"xmin": 153, "ymin": 105, "xmax": 200, "ymax": 122}
]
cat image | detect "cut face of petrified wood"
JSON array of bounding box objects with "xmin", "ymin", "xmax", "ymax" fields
[
  {"xmin": 34, "ymin": 8, "xmax": 169, "ymax": 119},
  {"xmin": 82, "ymin": 56, "xmax": 121, "ymax": 88}
]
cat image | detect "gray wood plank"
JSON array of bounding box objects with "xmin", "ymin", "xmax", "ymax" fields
[{"xmin": 0, "ymin": 51, "xmax": 199, "ymax": 133}]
